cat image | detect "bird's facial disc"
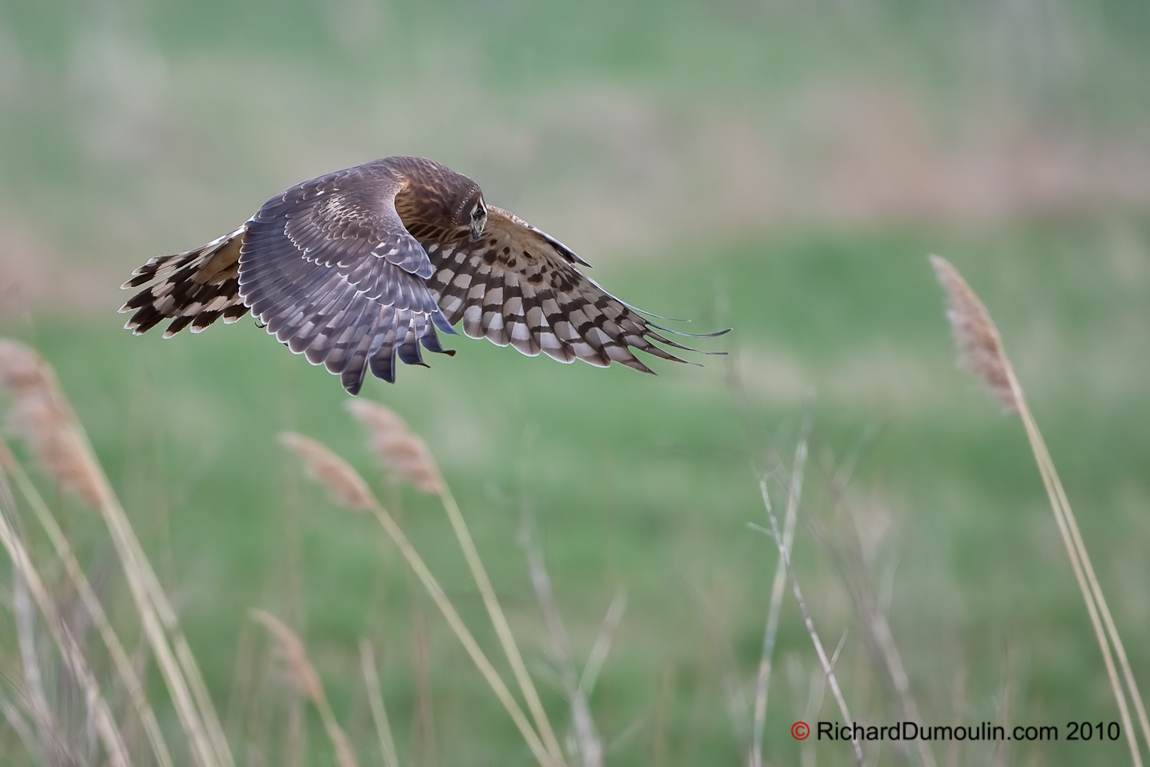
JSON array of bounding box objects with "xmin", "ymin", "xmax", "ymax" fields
[{"xmin": 469, "ymin": 198, "xmax": 487, "ymax": 241}]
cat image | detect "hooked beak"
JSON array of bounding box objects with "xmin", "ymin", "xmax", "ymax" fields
[{"xmin": 470, "ymin": 222, "xmax": 484, "ymax": 242}]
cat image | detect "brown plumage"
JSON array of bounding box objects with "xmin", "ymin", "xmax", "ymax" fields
[{"xmin": 121, "ymin": 156, "xmax": 725, "ymax": 394}]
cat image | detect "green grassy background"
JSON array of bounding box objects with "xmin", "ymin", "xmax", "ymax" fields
[{"xmin": 2, "ymin": 0, "xmax": 1149, "ymax": 765}]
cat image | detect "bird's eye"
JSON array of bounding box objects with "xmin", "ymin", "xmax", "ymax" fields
[{"xmin": 472, "ymin": 203, "xmax": 485, "ymax": 220}]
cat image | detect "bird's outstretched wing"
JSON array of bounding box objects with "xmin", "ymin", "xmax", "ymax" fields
[
  {"xmin": 424, "ymin": 206, "xmax": 721, "ymax": 372},
  {"xmin": 239, "ymin": 164, "xmax": 454, "ymax": 395}
]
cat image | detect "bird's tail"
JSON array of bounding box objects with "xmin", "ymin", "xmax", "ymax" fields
[{"xmin": 119, "ymin": 226, "xmax": 250, "ymax": 337}]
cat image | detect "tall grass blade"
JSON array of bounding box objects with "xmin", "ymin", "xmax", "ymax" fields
[
  {"xmin": 750, "ymin": 431, "xmax": 807, "ymax": 767},
  {"xmin": 0, "ymin": 338, "xmax": 233, "ymax": 767},
  {"xmin": 281, "ymin": 431, "xmax": 562, "ymax": 767},
  {"xmin": 0, "ymin": 472, "xmax": 132, "ymax": 767},
  {"xmin": 348, "ymin": 401, "xmax": 564, "ymax": 762},
  {"xmin": 3, "ymin": 451, "xmax": 176, "ymax": 767},
  {"xmin": 579, "ymin": 592, "xmax": 626, "ymax": 699},
  {"xmin": 359, "ymin": 639, "xmax": 401, "ymax": 767},
  {"xmin": 930, "ymin": 255, "xmax": 1148, "ymax": 765},
  {"xmin": 758, "ymin": 478, "xmax": 864, "ymax": 767},
  {"xmin": 520, "ymin": 517, "xmax": 603, "ymax": 767}
]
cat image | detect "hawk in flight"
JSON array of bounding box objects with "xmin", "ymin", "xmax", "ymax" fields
[{"xmin": 121, "ymin": 156, "xmax": 725, "ymax": 394}]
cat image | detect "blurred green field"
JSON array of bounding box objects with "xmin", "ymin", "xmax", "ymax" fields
[{"xmin": 2, "ymin": 0, "xmax": 1150, "ymax": 765}]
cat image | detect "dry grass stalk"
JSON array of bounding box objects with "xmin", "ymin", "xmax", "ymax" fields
[
  {"xmin": 3, "ymin": 450, "xmax": 176, "ymax": 767},
  {"xmin": 930, "ymin": 255, "xmax": 1149, "ymax": 765},
  {"xmin": 408, "ymin": 606, "xmax": 437, "ymax": 767},
  {"xmin": 0, "ymin": 338, "xmax": 232, "ymax": 767},
  {"xmin": 519, "ymin": 518, "xmax": 603, "ymax": 767},
  {"xmin": 750, "ymin": 434, "xmax": 807, "ymax": 767},
  {"xmin": 346, "ymin": 400, "xmax": 441, "ymax": 493},
  {"xmin": 758, "ymin": 478, "xmax": 864, "ymax": 767},
  {"xmin": 359, "ymin": 639, "xmax": 400, "ymax": 767},
  {"xmin": 252, "ymin": 611, "xmax": 359, "ymax": 767},
  {"xmin": 0, "ymin": 436, "xmax": 16, "ymax": 471},
  {"xmin": 89, "ymin": 435, "xmax": 234, "ymax": 767},
  {"xmin": 826, "ymin": 499, "xmax": 938, "ymax": 767},
  {"xmin": 346, "ymin": 403, "xmax": 564, "ymax": 762},
  {"xmin": 806, "ymin": 443, "xmax": 937, "ymax": 766},
  {"xmin": 0, "ymin": 339, "xmax": 106, "ymax": 508},
  {"xmin": 11, "ymin": 560, "xmax": 60, "ymax": 763},
  {"xmin": 862, "ymin": 577, "xmax": 936, "ymax": 767},
  {"xmin": 0, "ymin": 684, "xmax": 38, "ymax": 757},
  {"xmin": 279, "ymin": 432, "xmax": 374, "ymax": 510},
  {"xmin": 281, "ymin": 432, "xmax": 561, "ymax": 767},
  {"xmin": 0, "ymin": 476, "xmax": 131, "ymax": 767},
  {"xmin": 437, "ymin": 480, "xmax": 565, "ymax": 763},
  {"xmin": 579, "ymin": 592, "xmax": 626, "ymax": 698}
]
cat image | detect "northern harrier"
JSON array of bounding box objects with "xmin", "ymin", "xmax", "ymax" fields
[{"xmin": 121, "ymin": 156, "xmax": 725, "ymax": 394}]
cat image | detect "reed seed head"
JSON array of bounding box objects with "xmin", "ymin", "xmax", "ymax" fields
[
  {"xmin": 929, "ymin": 255, "xmax": 1019, "ymax": 413},
  {"xmin": 0, "ymin": 339, "xmax": 106, "ymax": 507},
  {"xmin": 279, "ymin": 432, "xmax": 374, "ymax": 510},
  {"xmin": 345, "ymin": 400, "xmax": 441, "ymax": 493},
  {"xmin": 252, "ymin": 610, "xmax": 324, "ymax": 703}
]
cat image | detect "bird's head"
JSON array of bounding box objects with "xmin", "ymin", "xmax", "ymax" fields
[{"xmin": 463, "ymin": 193, "xmax": 487, "ymax": 241}]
